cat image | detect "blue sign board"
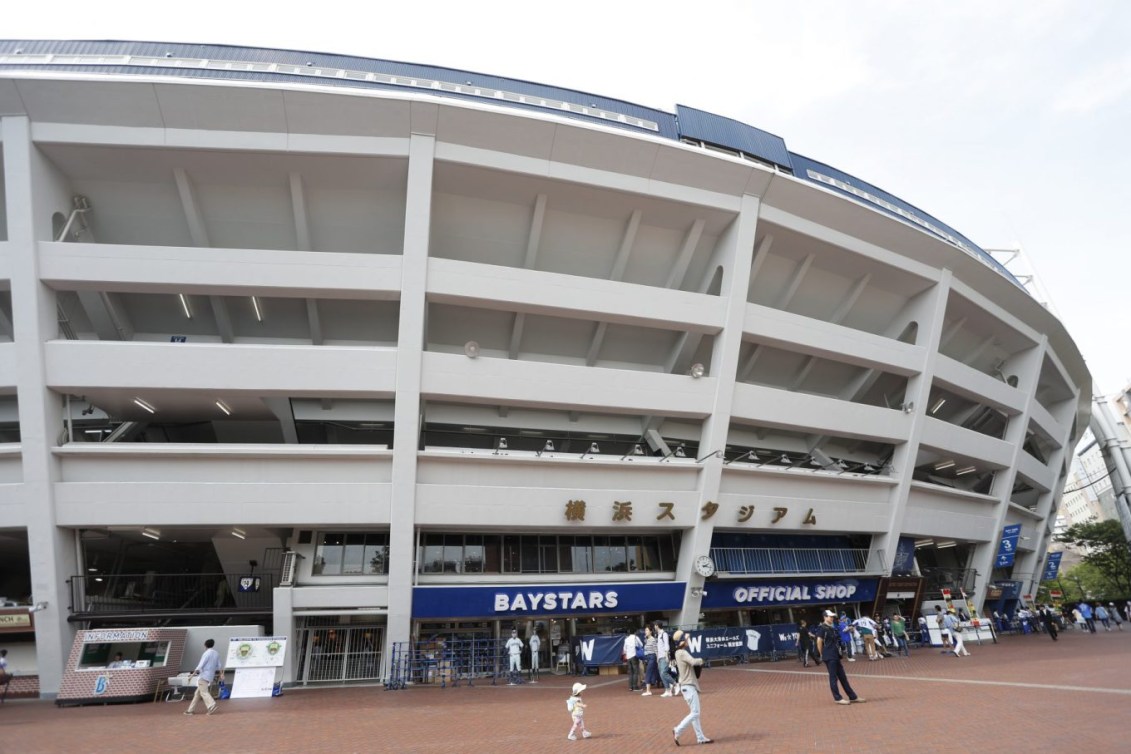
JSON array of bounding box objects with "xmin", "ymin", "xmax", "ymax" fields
[
  {"xmin": 995, "ymin": 524, "xmax": 1022, "ymax": 568},
  {"xmin": 412, "ymin": 582, "xmax": 686, "ymax": 619},
  {"xmin": 700, "ymin": 577, "xmax": 879, "ymax": 610},
  {"xmin": 1042, "ymin": 552, "xmax": 1063, "ymax": 581},
  {"xmin": 570, "ymin": 623, "xmax": 803, "ymax": 667},
  {"xmin": 892, "ymin": 537, "xmax": 916, "ymax": 575}
]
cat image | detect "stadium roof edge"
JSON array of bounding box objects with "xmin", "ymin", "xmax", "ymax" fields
[{"xmin": 0, "ymin": 38, "xmax": 1021, "ymax": 289}]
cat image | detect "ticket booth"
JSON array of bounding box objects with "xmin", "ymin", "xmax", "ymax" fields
[{"xmin": 56, "ymin": 628, "xmax": 188, "ymax": 706}]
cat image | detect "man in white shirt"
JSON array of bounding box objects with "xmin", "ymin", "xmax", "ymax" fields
[
  {"xmin": 505, "ymin": 630, "xmax": 524, "ymax": 684},
  {"xmin": 528, "ymin": 631, "xmax": 541, "ymax": 683},
  {"xmin": 853, "ymin": 615, "xmax": 881, "ymax": 660},
  {"xmin": 944, "ymin": 610, "xmax": 969, "ymax": 657},
  {"xmin": 184, "ymin": 638, "xmax": 222, "ymax": 716},
  {"xmin": 622, "ymin": 631, "xmax": 643, "ymax": 692}
]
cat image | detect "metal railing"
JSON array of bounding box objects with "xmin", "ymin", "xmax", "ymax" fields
[
  {"xmin": 70, "ymin": 572, "xmax": 274, "ymax": 616},
  {"xmin": 386, "ymin": 638, "xmax": 515, "ymax": 690},
  {"xmin": 918, "ymin": 567, "xmax": 977, "ymax": 596},
  {"xmin": 709, "ymin": 547, "xmax": 873, "ymax": 575}
]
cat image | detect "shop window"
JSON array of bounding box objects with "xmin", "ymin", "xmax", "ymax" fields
[
  {"xmin": 314, "ymin": 531, "xmax": 389, "ymax": 575},
  {"xmin": 418, "ymin": 532, "xmax": 677, "ymax": 575}
]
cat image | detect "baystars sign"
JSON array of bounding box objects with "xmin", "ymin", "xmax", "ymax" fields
[
  {"xmin": 733, "ymin": 583, "xmax": 857, "ymax": 604},
  {"xmin": 494, "ymin": 590, "xmax": 619, "ymax": 613}
]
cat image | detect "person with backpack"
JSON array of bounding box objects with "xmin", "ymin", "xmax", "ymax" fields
[
  {"xmin": 944, "ymin": 609, "xmax": 969, "ymax": 657},
  {"xmin": 565, "ymin": 682, "xmax": 592, "ymax": 740}
]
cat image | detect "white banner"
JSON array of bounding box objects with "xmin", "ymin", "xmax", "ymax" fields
[{"xmin": 230, "ymin": 667, "xmax": 276, "ymax": 698}]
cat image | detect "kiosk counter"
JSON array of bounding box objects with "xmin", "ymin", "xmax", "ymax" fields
[{"xmin": 56, "ymin": 628, "xmax": 188, "ymax": 706}]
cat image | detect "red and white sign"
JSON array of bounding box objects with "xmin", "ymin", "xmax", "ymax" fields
[
  {"xmin": 1050, "ymin": 590, "xmax": 1063, "ymax": 599},
  {"xmin": 941, "ymin": 588, "xmax": 952, "ymax": 599},
  {"xmin": 1023, "ymin": 594, "xmax": 1033, "ymax": 601}
]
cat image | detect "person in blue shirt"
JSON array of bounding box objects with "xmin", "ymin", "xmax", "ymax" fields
[
  {"xmin": 184, "ymin": 638, "xmax": 223, "ymax": 715},
  {"xmin": 837, "ymin": 614, "xmax": 856, "ymax": 661},
  {"xmin": 1078, "ymin": 602, "xmax": 1096, "ymax": 633}
]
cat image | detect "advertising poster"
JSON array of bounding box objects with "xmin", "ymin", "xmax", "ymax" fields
[{"xmin": 226, "ymin": 636, "xmax": 287, "ymax": 668}]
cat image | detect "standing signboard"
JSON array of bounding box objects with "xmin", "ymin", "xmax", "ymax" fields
[{"xmin": 226, "ymin": 636, "xmax": 287, "ymax": 699}]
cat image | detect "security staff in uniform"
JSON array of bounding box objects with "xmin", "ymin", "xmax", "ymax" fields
[{"xmin": 816, "ymin": 610, "xmax": 865, "ymax": 705}]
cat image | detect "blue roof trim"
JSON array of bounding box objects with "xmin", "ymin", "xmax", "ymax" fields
[
  {"xmin": 789, "ymin": 153, "xmax": 1020, "ymax": 286},
  {"xmin": 675, "ymin": 105, "xmax": 792, "ymax": 170},
  {"xmin": 0, "ymin": 39, "xmax": 1019, "ymax": 288}
]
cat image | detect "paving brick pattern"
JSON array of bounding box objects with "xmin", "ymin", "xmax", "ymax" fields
[{"xmin": 1, "ymin": 627, "xmax": 1126, "ymax": 753}]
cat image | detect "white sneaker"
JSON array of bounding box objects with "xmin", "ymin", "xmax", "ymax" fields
[
  {"xmin": 660, "ymin": 691, "xmax": 672, "ymax": 697},
  {"xmin": 582, "ymin": 731, "xmax": 592, "ymax": 739},
  {"xmin": 641, "ymin": 691, "xmax": 652, "ymax": 696},
  {"xmin": 568, "ymin": 734, "xmax": 577, "ymax": 741}
]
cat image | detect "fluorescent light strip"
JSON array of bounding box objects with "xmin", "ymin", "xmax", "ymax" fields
[
  {"xmin": 936, "ymin": 540, "xmax": 957, "ymax": 548},
  {"xmin": 930, "ymin": 398, "xmax": 947, "ymax": 414},
  {"xmin": 955, "ymin": 465, "xmax": 977, "ymax": 476},
  {"xmin": 232, "ymin": 527, "xmax": 246, "ymax": 540},
  {"xmin": 141, "ymin": 527, "xmax": 161, "ymax": 540},
  {"xmin": 178, "ymin": 293, "xmax": 192, "ymax": 319},
  {"xmin": 251, "ymin": 296, "xmax": 263, "ymax": 322},
  {"xmin": 133, "ymin": 397, "xmax": 156, "ymax": 414},
  {"xmin": 216, "ymin": 400, "xmax": 232, "ymax": 416},
  {"xmin": 934, "ymin": 460, "xmax": 955, "ymax": 470}
]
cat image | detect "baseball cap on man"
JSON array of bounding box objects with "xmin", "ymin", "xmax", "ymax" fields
[{"xmin": 823, "ymin": 610, "xmax": 837, "ymax": 617}]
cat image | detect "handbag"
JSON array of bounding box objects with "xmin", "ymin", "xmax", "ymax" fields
[{"xmin": 635, "ymin": 645, "xmax": 645, "ymax": 660}]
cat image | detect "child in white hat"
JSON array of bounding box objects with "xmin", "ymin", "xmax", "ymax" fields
[{"xmin": 566, "ymin": 682, "xmax": 592, "ymax": 740}]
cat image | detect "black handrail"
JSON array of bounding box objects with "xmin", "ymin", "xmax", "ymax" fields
[{"xmin": 69, "ymin": 572, "xmax": 274, "ymax": 615}]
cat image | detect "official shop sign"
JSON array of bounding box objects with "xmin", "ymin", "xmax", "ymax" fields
[
  {"xmin": 412, "ymin": 582, "xmax": 685, "ymax": 619},
  {"xmin": 701, "ymin": 577, "xmax": 878, "ymax": 609}
]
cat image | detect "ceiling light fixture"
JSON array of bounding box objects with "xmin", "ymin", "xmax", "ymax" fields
[
  {"xmin": 930, "ymin": 397, "xmax": 947, "ymax": 414},
  {"xmin": 133, "ymin": 397, "xmax": 156, "ymax": 414},
  {"xmin": 232, "ymin": 527, "xmax": 246, "ymax": 540},
  {"xmin": 934, "ymin": 460, "xmax": 956, "ymax": 471},
  {"xmin": 178, "ymin": 293, "xmax": 193, "ymax": 319},
  {"xmin": 141, "ymin": 527, "xmax": 161, "ymax": 540},
  {"xmin": 955, "ymin": 465, "xmax": 977, "ymax": 476},
  {"xmin": 936, "ymin": 540, "xmax": 958, "ymax": 548},
  {"xmin": 250, "ymin": 296, "xmax": 264, "ymax": 322},
  {"xmin": 689, "ymin": 363, "xmax": 706, "ymax": 379},
  {"xmin": 464, "ymin": 341, "xmax": 481, "ymax": 359},
  {"xmin": 215, "ymin": 400, "xmax": 232, "ymax": 416}
]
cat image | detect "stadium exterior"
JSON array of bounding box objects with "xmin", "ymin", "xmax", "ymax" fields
[{"xmin": 0, "ymin": 41, "xmax": 1090, "ymax": 696}]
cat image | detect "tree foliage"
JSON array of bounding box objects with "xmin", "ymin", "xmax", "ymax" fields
[{"xmin": 1055, "ymin": 519, "xmax": 1131, "ymax": 597}]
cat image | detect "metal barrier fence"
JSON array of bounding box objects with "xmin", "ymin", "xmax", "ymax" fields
[{"xmin": 386, "ymin": 638, "xmax": 524, "ymax": 690}]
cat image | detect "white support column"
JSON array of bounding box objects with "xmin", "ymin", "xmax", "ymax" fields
[
  {"xmin": 4, "ymin": 115, "xmax": 78, "ymax": 697},
  {"xmin": 384, "ymin": 130, "xmax": 435, "ymax": 669},
  {"xmin": 874, "ymin": 270, "xmax": 952, "ymax": 576},
  {"xmin": 674, "ymin": 194, "xmax": 760, "ymax": 626},
  {"xmin": 970, "ymin": 339, "xmax": 1047, "ymax": 604}
]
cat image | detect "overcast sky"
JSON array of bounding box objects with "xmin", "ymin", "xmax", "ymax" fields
[{"xmin": 7, "ymin": 0, "xmax": 1129, "ymax": 395}]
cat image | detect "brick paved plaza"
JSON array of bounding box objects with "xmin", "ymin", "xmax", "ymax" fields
[{"xmin": 2, "ymin": 627, "xmax": 1126, "ymax": 753}]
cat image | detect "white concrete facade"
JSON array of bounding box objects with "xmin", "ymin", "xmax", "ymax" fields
[{"xmin": 0, "ymin": 43, "xmax": 1091, "ymax": 696}]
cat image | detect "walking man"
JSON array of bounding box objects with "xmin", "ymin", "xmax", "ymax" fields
[
  {"xmin": 184, "ymin": 638, "xmax": 222, "ymax": 716},
  {"xmin": 622, "ymin": 630, "xmax": 643, "ymax": 692},
  {"xmin": 671, "ymin": 629, "xmax": 711, "ymax": 745},
  {"xmin": 944, "ymin": 609, "xmax": 969, "ymax": 656},
  {"xmin": 654, "ymin": 623, "xmax": 675, "ymax": 697},
  {"xmin": 1079, "ymin": 602, "xmax": 1096, "ymax": 633},
  {"xmin": 890, "ymin": 612, "xmax": 910, "ymax": 656},
  {"xmin": 816, "ymin": 610, "xmax": 864, "ymax": 705}
]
